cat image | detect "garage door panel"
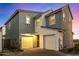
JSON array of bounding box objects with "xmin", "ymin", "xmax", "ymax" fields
[
  {"xmin": 21, "ymin": 37, "xmax": 33, "ymax": 49},
  {"xmin": 44, "ymin": 35, "xmax": 56, "ymax": 50}
]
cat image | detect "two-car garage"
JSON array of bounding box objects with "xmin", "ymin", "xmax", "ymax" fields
[{"xmin": 20, "ymin": 32, "xmax": 63, "ymax": 51}]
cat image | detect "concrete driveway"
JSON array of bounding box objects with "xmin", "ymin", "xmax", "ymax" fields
[{"xmin": 0, "ymin": 48, "xmax": 70, "ymax": 56}]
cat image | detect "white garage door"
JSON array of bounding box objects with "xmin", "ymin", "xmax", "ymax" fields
[
  {"xmin": 21, "ymin": 37, "xmax": 33, "ymax": 49},
  {"xmin": 44, "ymin": 35, "xmax": 57, "ymax": 50}
]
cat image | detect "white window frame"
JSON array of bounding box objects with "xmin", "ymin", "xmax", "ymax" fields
[
  {"xmin": 63, "ymin": 12, "xmax": 65, "ymax": 18},
  {"xmin": 26, "ymin": 16, "xmax": 30, "ymax": 24},
  {"xmin": 63, "ymin": 12, "xmax": 66, "ymax": 22},
  {"xmin": 49, "ymin": 15, "xmax": 55, "ymax": 25},
  {"xmin": 35, "ymin": 18, "xmax": 41, "ymax": 26}
]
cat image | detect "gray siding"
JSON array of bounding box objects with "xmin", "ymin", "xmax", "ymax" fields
[
  {"xmin": 6, "ymin": 13, "xmax": 19, "ymax": 39},
  {"xmin": 41, "ymin": 10, "xmax": 52, "ymax": 26},
  {"xmin": 45, "ymin": 11, "xmax": 63, "ymax": 29},
  {"xmin": 19, "ymin": 12, "xmax": 39, "ymax": 34},
  {"xmin": 55, "ymin": 12, "xmax": 63, "ymax": 29},
  {"xmin": 5, "ymin": 13, "xmax": 19, "ymax": 48}
]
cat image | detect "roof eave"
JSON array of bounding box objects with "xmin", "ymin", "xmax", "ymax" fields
[
  {"xmin": 45, "ymin": 4, "xmax": 73, "ymax": 20},
  {"xmin": 5, "ymin": 10, "xmax": 19, "ymax": 25}
]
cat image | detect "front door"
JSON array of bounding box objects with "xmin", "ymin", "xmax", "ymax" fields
[{"xmin": 37, "ymin": 35, "xmax": 39, "ymax": 47}]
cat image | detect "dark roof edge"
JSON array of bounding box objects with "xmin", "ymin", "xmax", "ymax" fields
[
  {"xmin": 67, "ymin": 4, "xmax": 73, "ymax": 19},
  {"xmin": 45, "ymin": 7, "xmax": 63, "ymax": 17},
  {"xmin": 41, "ymin": 26, "xmax": 64, "ymax": 30},
  {"xmin": 45, "ymin": 4, "xmax": 73, "ymax": 19},
  {"xmin": 4, "ymin": 9, "xmax": 43, "ymax": 25},
  {"xmin": 5, "ymin": 10, "xmax": 19, "ymax": 25},
  {"xmin": 33, "ymin": 14, "xmax": 42, "ymax": 20},
  {"xmin": 42, "ymin": 8, "xmax": 53, "ymax": 13},
  {"xmin": 62, "ymin": 4, "xmax": 73, "ymax": 19},
  {"xmin": 0, "ymin": 27, "xmax": 2, "ymax": 30},
  {"xmin": 18, "ymin": 9, "xmax": 43, "ymax": 13},
  {"xmin": 34, "ymin": 9, "xmax": 53, "ymax": 19}
]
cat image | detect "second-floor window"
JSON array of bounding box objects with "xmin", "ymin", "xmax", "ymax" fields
[
  {"xmin": 49, "ymin": 15, "xmax": 55, "ymax": 25},
  {"xmin": 35, "ymin": 18, "xmax": 41, "ymax": 27},
  {"xmin": 26, "ymin": 16, "xmax": 30, "ymax": 24},
  {"xmin": 63, "ymin": 12, "xmax": 66, "ymax": 22},
  {"xmin": 63, "ymin": 12, "xmax": 65, "ymax": 18}
]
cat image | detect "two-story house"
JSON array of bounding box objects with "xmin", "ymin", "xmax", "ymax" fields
[{"xmin": 3, "ymin": 5, "xmax": 73, "ymax": 51}]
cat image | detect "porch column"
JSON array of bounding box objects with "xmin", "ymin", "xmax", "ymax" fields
[{"xmin": 39, "ymin": 34, "xmax": 43, "ymax": 48}]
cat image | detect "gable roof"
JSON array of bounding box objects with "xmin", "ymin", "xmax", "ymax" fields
[
  {"xmin": 34, "ymin": 9, "xmax": 53, "ymax": 19},
  {"xmin": 4, "ymin": 5, "xmax": 73, "ymax": 25},
  {"xmin": 67, "ymin": 5, "xmax": 73, "ymax": 19},
  {"xmin": 45, "ymin": 4, "xmax": 73, "ymax": 19},
  {"xmin": 5, "ymin": 9, "xmax": 42, "ymax": 25}
]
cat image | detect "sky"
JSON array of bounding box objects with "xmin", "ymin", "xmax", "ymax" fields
[{"xmin": 0, "ymin": 3, "xmax": 79, "ymax": 39}]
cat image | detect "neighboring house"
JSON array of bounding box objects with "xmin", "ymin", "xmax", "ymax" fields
[
  {"xmin": 73, "ymin": 39, "xmax": 79, "ymax": 44},
  {"xmin": 0, "ymin": 27, "xmax": 2, "ymax": 52},
  {"xmin": 2, "ymin": 25, "xmax": 7, "ymax": 49},
  {"xmin": 2, "ymin": 5, "xmax": 73, "ymax": 51},
  {"xmin": 73, "ymin": 39, "xmax": 79, "ymax": 47}
]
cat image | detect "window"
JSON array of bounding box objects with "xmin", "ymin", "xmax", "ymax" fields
[
  {"xmin": 63, "ymin": 12, "xmax": 65, "ymax": 18},
  {"xmin": 63, "ymin": 12, "xmax": 66, "ymax": 21},
  {"xmin": 26, "ymin": 16, "xmax": 30, "ymax": 24},
  {"xmin": 49, "ymin": 15, "xmax": 55, "ymax": 25},
  {"xmin": 36, "ymin": 18, "xmax": 41, "ymax": 26}
]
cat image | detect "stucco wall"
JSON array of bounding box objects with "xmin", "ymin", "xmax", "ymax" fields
[
  {"xmin": 59, "ymin": 31, "xmax": 63, "ymax": 50},
  {"xmin": 62, "ymin": 6, "xmax": 73, "ymax": 49},
  {"xmin": 35, "ymin": 24, "xmax": 59, "ymax": 35},
  {"xmin": 35, "ymin": 24, "xmax": 62, "ymax": 50},
  {"xmin": 39, "ymin": 34, "xmax": 43, "ymax": 48}
]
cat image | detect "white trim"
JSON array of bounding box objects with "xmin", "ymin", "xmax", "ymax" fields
[{"xmin": 25, "ymin": 16, "xmax": 30, "ymax": 24}]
